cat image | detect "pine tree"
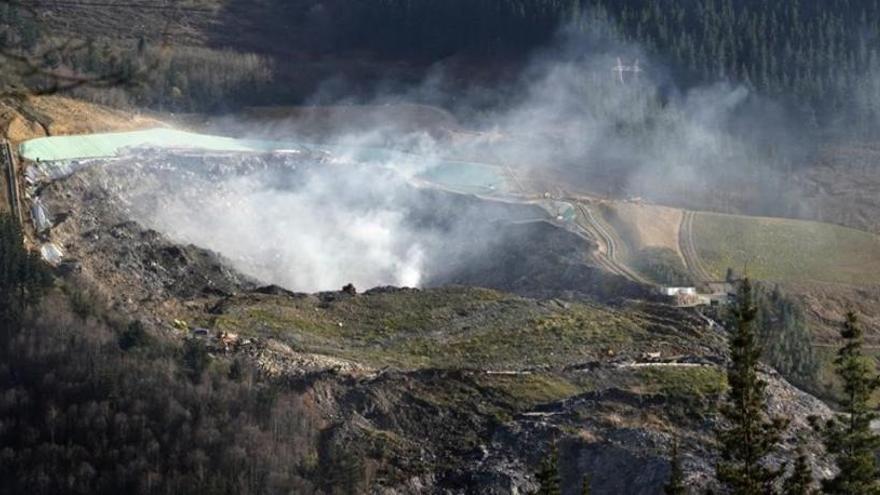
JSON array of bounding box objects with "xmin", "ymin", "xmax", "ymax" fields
[
  {"xmin": 726, "ymin": 267, "xmax": 736, "ymax": 282},
  {"xmin": 665, "ymin": 438, "xmax": 686, "ymax": 495},
  {"xmin": 182, "ymin": 339, "xmax": 210, "ymax": 384},
  {"xmin": 816, "ymin": 312, "xmax": 880, "ymax": 494},
  {"xmin": 581, "ymin": 473, "xmax": 591, "ymax": 495},
  {"xmin": 535, "ymin": 445, "xmax": 561, "ymax": 495},
  {"xmin": 782, "ymin": 445, "xmax": 815, "ymax": 495},
  {"xmin": 0, "ymin": 214, "xmax": 51, "ymax": 338},
  {"xmin": 716, "ymin": 278, "xmax": 787, "ymax": 495}
]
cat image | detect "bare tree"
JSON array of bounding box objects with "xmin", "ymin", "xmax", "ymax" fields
[{"xmin": 0, "ymin": 0, "xmax": 186, "ymax": 98}]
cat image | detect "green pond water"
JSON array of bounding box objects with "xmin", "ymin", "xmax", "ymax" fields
[{"xmin": 19, "ymin": 128, "xmax": 506, "ymax": 194}]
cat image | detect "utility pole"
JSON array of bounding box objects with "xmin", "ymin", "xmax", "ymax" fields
[
  {"xmin": 613, "ymin": 57, "xmax": 626, "ymax": 84},
  {"xmin": 613, "ymin": 57, "xmax": 642, "ymax": 84},
  {"xmin": 631, "ymin": 59, "xmax": 642, "ymax": 82}
]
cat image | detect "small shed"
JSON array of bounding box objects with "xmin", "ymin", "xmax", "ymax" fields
[{"xmin": 659, "ymin": 287, "xmax": 697, "ymax": 297}]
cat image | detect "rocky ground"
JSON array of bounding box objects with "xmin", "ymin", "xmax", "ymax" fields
[{"xmin": 28, "ymin": 150, "xmax": 836, "ymax": 493}]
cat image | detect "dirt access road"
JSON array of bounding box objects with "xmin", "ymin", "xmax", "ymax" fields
[
  {"xmin": 573, "ymin": 202, "xmax": 650, "ymax": 285},
  {"xmin": 679, "ymin": 210, "xmax": 715, "ymax": 282},
  {"xmin": 1, "ymin": 141, "xmax": 22, "ymax": 223}
]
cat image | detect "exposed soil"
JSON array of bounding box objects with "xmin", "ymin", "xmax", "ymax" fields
[
  {"xmin": 1, "ymin": 96, "xmax": 161, "ymax": 144},
  {"xmin": 606, "ymin": 202, "xmax": 683, "ymax": 258}
]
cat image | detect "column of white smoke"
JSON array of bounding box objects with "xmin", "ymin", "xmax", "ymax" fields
[{"xmin": 128, "ymin": 160, "xmax": 428, "ymax": 292}]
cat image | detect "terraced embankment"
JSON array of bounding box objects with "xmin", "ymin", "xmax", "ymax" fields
[{"xmin": 573, "ymin": 202, "xmax": 650, "ymax": 285}]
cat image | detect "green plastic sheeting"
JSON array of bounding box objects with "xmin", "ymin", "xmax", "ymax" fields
[
  {"xmin": 19, "ymin": 128, "xmax": 298, "ymax": 162},
  {"xmin": 19, "ymin": 128, "xmax": 509, "ymax": 194}
]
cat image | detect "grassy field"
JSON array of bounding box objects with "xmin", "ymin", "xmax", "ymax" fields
[
  {"xmin": 212, "ymin": 288, "xmax": 649, "ymax": 370},
  {"xmin": 693, "ymin": 212, "xmax": 880, "ymax": 285},
  {"xmin": 474, "ymin": 366, "xmax": 726, "ymax": 410},
  {"xmin": 206, "ymin": 287, "xmax": 728, "ymax": 408}
]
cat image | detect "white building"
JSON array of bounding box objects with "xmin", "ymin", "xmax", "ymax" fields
[{"xmin": 659, "ymin": 287, "xmax": 697, "ymax": 297}]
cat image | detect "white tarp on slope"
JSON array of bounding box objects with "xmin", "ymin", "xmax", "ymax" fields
[
  {"xmin": 40, "ymin": 243, "xmax": 64, "ymax": 265},
  {"xmin": 31, "ymin": 199, "xmax": 51, "ymax": 232}
]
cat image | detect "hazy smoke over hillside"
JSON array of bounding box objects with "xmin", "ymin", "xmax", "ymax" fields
[
  {"xmin": 276, "ymin": 16, "xmax": 810, "ymax": 213},
  {"xmin": 121, "ymin": 15, "xmax": 816, "ymax": 292},
  {"xmin": 468, "ymin": 22, "xmax": 807, "ymax": 215},
  {"xmin": 137, "ymin": 164, "xmax": 427, "ymax": 291},
  {"xmin": 114, "ymin": 154, "xmax": 547, "ymax": 293}
]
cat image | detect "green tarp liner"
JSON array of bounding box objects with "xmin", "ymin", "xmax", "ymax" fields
[
  {"xmin": 19, "ymin": 128, "xmax": 294, "ymax": 162},
  {"xmin": 19, "ymin": 128, "xmax": 508, "ymax": 194}
]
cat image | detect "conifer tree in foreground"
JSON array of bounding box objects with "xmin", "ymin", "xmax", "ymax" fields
[
  {"xmin": 0, "ymin": 213, "xmax": 51, "ymax": 337},
  {"xmin": 581, "ymin": 473, "xmax": 591, "ymax": 495},
  {"xmin": 782, "ymin": 445, "xmax": 815, "ymax": 495},
  {"xmin": 716, "ymin": 278, "xmax": 787, "ymax": 495},
  {"xmin": 534, "ymin": 445, "xmax": 561, "ymax": 495},
  {"xmin": 815, "ymin": 312, "xmax": 880, "ymax": 494},
  {"xmin": 664, "ymin": 438, "xmax": 686, "ymax": 495}
]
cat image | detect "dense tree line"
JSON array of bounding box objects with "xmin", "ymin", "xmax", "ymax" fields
[
  {"xmin": 711, "ymin": 281, "xmax": 879, "ymax": 494},
  {"xmin": 716, "ymin": 279, "xmax": 788, "ymax": 494},
  {"xmin": 0, "ymin": 215, "xmax": 367, "ymax": 494},
  {"xmin": 715, "ymin": 279, "xmax": 818, "ymax": 391},
  {"xmin": 588, "ymin": 0, "xmax": 880, "ymax": 130},
  {"xmin": 225, "ymin": 0, "xmax": 880, "ymax": 128},
  {"xmin": 341, "ymin": 0, "xmax": 880, "ymax": 127},
  {"xmin": 7, "ymin": 0, "xmax": 880, "ymax": 126},
  {"xmin": 0, "ymin": 214, "xmax": 51, "ymax": 332},
  {"xmin": 814, "ymin": 312, "xmax": 880, "ymax": 494},
  {"xmin": 67, "ymin": 40, "xmax": 273, "ymax": 112},
  {"xmin": 0, "ymin": 5, "xmax": 271, "ymax": 110},
  {"xmin": 751, "ymin": 283, "xmax": 819, "ymax": 389}
]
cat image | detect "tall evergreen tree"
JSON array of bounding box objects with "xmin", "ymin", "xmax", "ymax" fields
[
  {"xmin": 716, "ymin": 278, "xmax": 787, "ymax": 495},
  {"xmin": 535, "ymin": 445, "xmax": 561, "ymax": 495},
  {"xmin": 665, "ymin": 438, "xmax": 686, "ymax": 495},
  {"xmin": 816, "ymin": 312, "xmax": 880, "ymax": 494},
  {"xmin": 0, "ymin": 213, "xmax": 51, "ymax": 337},
  {"xmin": 782, "ymin": 445, "xmax": 815, "ymax": 495}
]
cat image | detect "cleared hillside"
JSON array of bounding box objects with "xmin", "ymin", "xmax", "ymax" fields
[
  {"xmin": 604, "ymin": 202, "xmax": 683, "ymax": 256},
  {"xmin": 0, "ymin": 96, "xmax": 159, "ymax": 143},
  {"xmin": 211, "ymin": 288, "xmax": 700, "ymax": 370},
  {"xmin": 692, "ymin": 212, "xmax": 880, "ymax": 285}
]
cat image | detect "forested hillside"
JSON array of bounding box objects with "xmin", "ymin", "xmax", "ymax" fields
[
  {"xmin": 331, "ymin": 0, "xmax": 880, "ymax": 126},
  {"xmin": 0, "ymin": 214, "xmax": 348, "ymax": 494},
  {"xmin": 595, "ymin": 0, "xmax": 880, "ymax": 129},
  {"xmin": 5, "ymin": 0, "xmax": 880, "ymax": 127}
]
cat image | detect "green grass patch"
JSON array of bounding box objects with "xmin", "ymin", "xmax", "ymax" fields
[
  {"xmin": 693, "ymin": 212, "xmax": 880, "ymax": 285},
  {"xmin": 213, "ymin": 288, "xmax": 648, "ymax": 369},
  {"xmin": 633, "ymin": 247, "xmax": 694, "ymax": 286},
  {"xmin": 628, "ymin": 366, "xmax": 727, "ymax": 398},
  {"xmin": 477, "ymin": 373, "xmax": 583, "ymax": 409}
]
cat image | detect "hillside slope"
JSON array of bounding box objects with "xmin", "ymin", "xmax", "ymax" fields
[
  {"xmin": 11, "ymin": 142, "xmax": 836, "ymax": 493},
  {"xmin": 692, "ymin": 211, "xmax": 880, "ymax": 286},
  {"xmin": 0, "ymin": 96, "xmax": 159, "ymax": 143}
]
